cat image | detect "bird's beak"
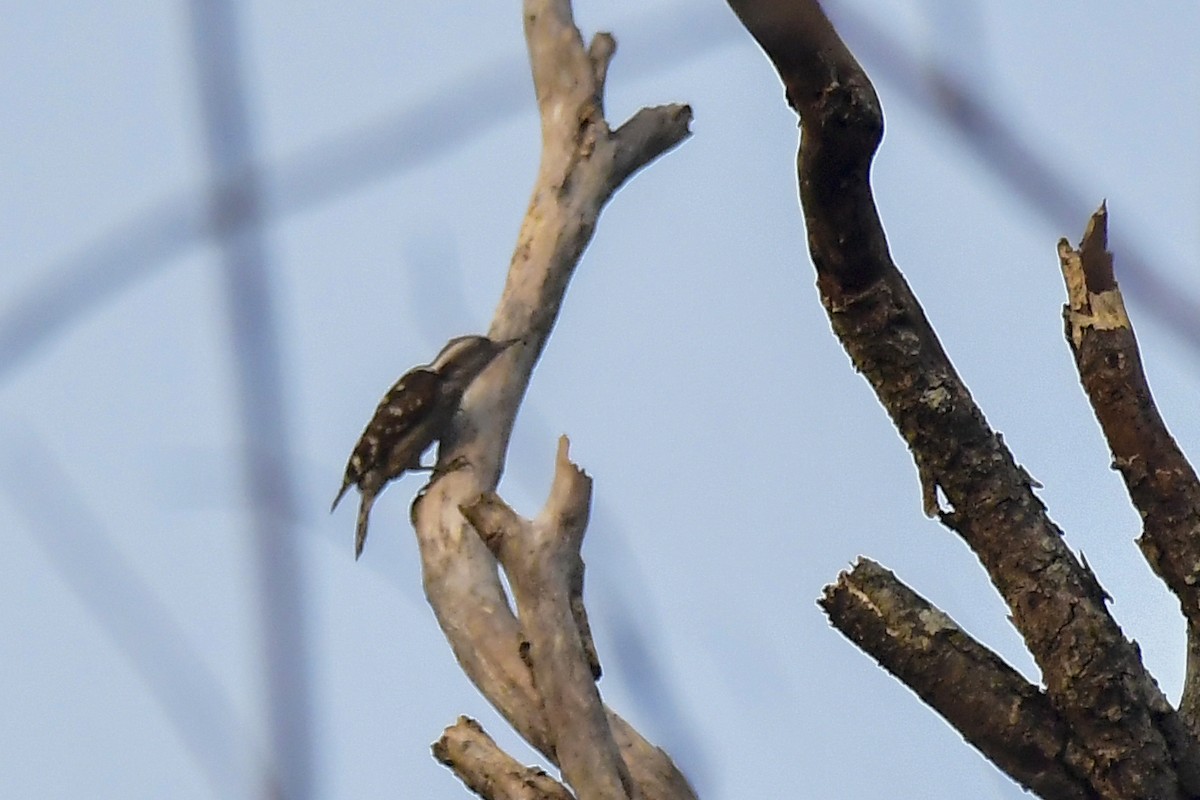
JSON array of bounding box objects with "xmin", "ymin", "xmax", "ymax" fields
[{"xmin": 499, "ymin": 337, "xmax": 523, "ymax": 350}]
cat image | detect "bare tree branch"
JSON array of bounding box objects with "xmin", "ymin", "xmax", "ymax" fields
[
  {"xmin": 1185, "ymin": 634, "xmax": 1200, "ymax": 747},
  {"xmin": 726, "ymin": 0, "xmax": 1200, "ymax": 796},
  {"xmin": 433, "ymin": 717, "xmax": 575, "ymax": 800},
  {"xmin": 408, "ymin": 2, "xmax": 694, "ymax": 798},
  {"xmin": 1059, "ymin": 204, "xmax": 1200, "ymax": 746},
  {"xmin": 822, "ymin": 558, "xmax": 1092, "ymax": 800},
  {"xmin": 464, "ymin": 438, "xmax": 629, "ymax": 800}
]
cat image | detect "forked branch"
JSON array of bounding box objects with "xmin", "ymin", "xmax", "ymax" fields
[
  {"xmin": 464, "ymin": 438, "xmax": 631, "ymax": 800},
  {"xmin": 407, "ymin": 1, "xmax": 694, "ymax": 798},
  {"xmin": 726, "ymin": 0, "xmax": 1199, "ymax": 796},
  {"xmin": 822, "ymin": 559, "xmax": 1089, "ymax": 800}
]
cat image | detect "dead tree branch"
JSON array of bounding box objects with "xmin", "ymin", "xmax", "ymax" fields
[
  {"xmin": 406, "ymin": 1, "xmax": 693, "ymax": 798},
  {"xmin": 433, "ymin": 717, "xmax": 574, "ymax": 800},
  {"xmin": 464, "ymin": 438, "xmax": 630, "ymax": 800},
  {"xmin": 1059, "ymin": 205, "xmax": 1200, "ymax": 743},
  {"xmin": 726, "ymin": 0, "xmax": 1200, "ymax": 797},
  {"xmin": 822, "ymin": 558, "xmax": 1091, "ymax": 800}
]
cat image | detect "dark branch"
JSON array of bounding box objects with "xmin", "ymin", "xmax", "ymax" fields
[
  {"xmin": 727, "ymin": 0, "xmax": 1196, "ymax": 796},
  {"xmin": 822, "ymin": 559, "xmax": 1094, "ymax": 800},
  {"xmin": 1060, "ymin": 205, "xmax": 1200, "ymax": 751}
]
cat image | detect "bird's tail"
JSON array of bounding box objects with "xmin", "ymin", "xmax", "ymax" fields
[
  {"xmin": 331, "ymin": 479, "xmax": 351, "ymax": 513},
  {"xmin": 355, "ymin": 491, "xmax": 376, "ymax": 560}
]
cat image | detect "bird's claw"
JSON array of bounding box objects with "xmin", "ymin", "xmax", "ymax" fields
[{"xmin": 433, "ymin": 454, "xmax": 471, "ymax": 478}]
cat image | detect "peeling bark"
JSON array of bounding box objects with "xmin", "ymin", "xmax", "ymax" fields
[
  {"xmin": 1059, "ymin": 206, "xmax": 1200, "ymax": 749},
  {"xmin": 726, "ymin": 0, "xmax": 1199, "ymax": 796}
]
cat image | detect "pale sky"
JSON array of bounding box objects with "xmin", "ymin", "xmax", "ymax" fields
[{"xmin": 3, "ymin": 2, "xmax": 1199, "ymax": 798}]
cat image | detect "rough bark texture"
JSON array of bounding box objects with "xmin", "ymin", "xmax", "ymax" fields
[
  {"xmin": 1059, "ymin": 205, "xmax": 1200, "ymax": 745},
  {"xmin": 433, "ymin": 717, "xmax": 574, "ymax": 800},
  {"xmin": 407, "ymin": 2, "xmax": 695, "ymax": 798},
  {"xmin": 822, "ymin": 559, "xmax": 1093, "ymax": 800},
  {"xmin": 726, "ymin": 0, "xmax": 1200, "ymax": 797}
]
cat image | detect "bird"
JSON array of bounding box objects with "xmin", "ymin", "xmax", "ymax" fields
[{"xmin": 332, "ymin": 334, "xmax": 520, "ymax": 558}]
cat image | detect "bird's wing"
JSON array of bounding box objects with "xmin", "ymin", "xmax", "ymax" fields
[
  {"xmin": 337, "ymin": 368, "xmax": 442, "ymax": 494},
  {"xmin": 375, "ymin": 368, "xmax": 442, "ymax": 438}
]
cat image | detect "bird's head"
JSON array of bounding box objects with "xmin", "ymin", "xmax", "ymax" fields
[{"xmin": 431, "ymin": 334, "xmax": 520, "ymax": 386}]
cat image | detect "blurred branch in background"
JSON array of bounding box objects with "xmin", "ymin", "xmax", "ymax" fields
[
  {"xmin": 4, "ymin": 2, "xmax": 1198, "ymax": 387},
  {"xmin": 185, "ymin": 1, "xmax": 312, "ymax": 798},
  {"xmin": 0, "ymin": 423, "xmax": 256, "ymax": 798},
  {"xmin": 4, "ymin": 4, "xmax": 1198, "ymax": 796},
  {"xmin": 824, "ymin": 1, "xmax": 1200, "ymax": 355}
]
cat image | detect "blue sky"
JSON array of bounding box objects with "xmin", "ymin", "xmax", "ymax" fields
[{"xmin": 3, "ymin": 2, "xmax": 1199, "ymax": 798}]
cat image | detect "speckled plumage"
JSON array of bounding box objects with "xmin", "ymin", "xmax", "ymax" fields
[{"xmin": 332, "ymin": 335, "xmax": 518, "ymax": 557}]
